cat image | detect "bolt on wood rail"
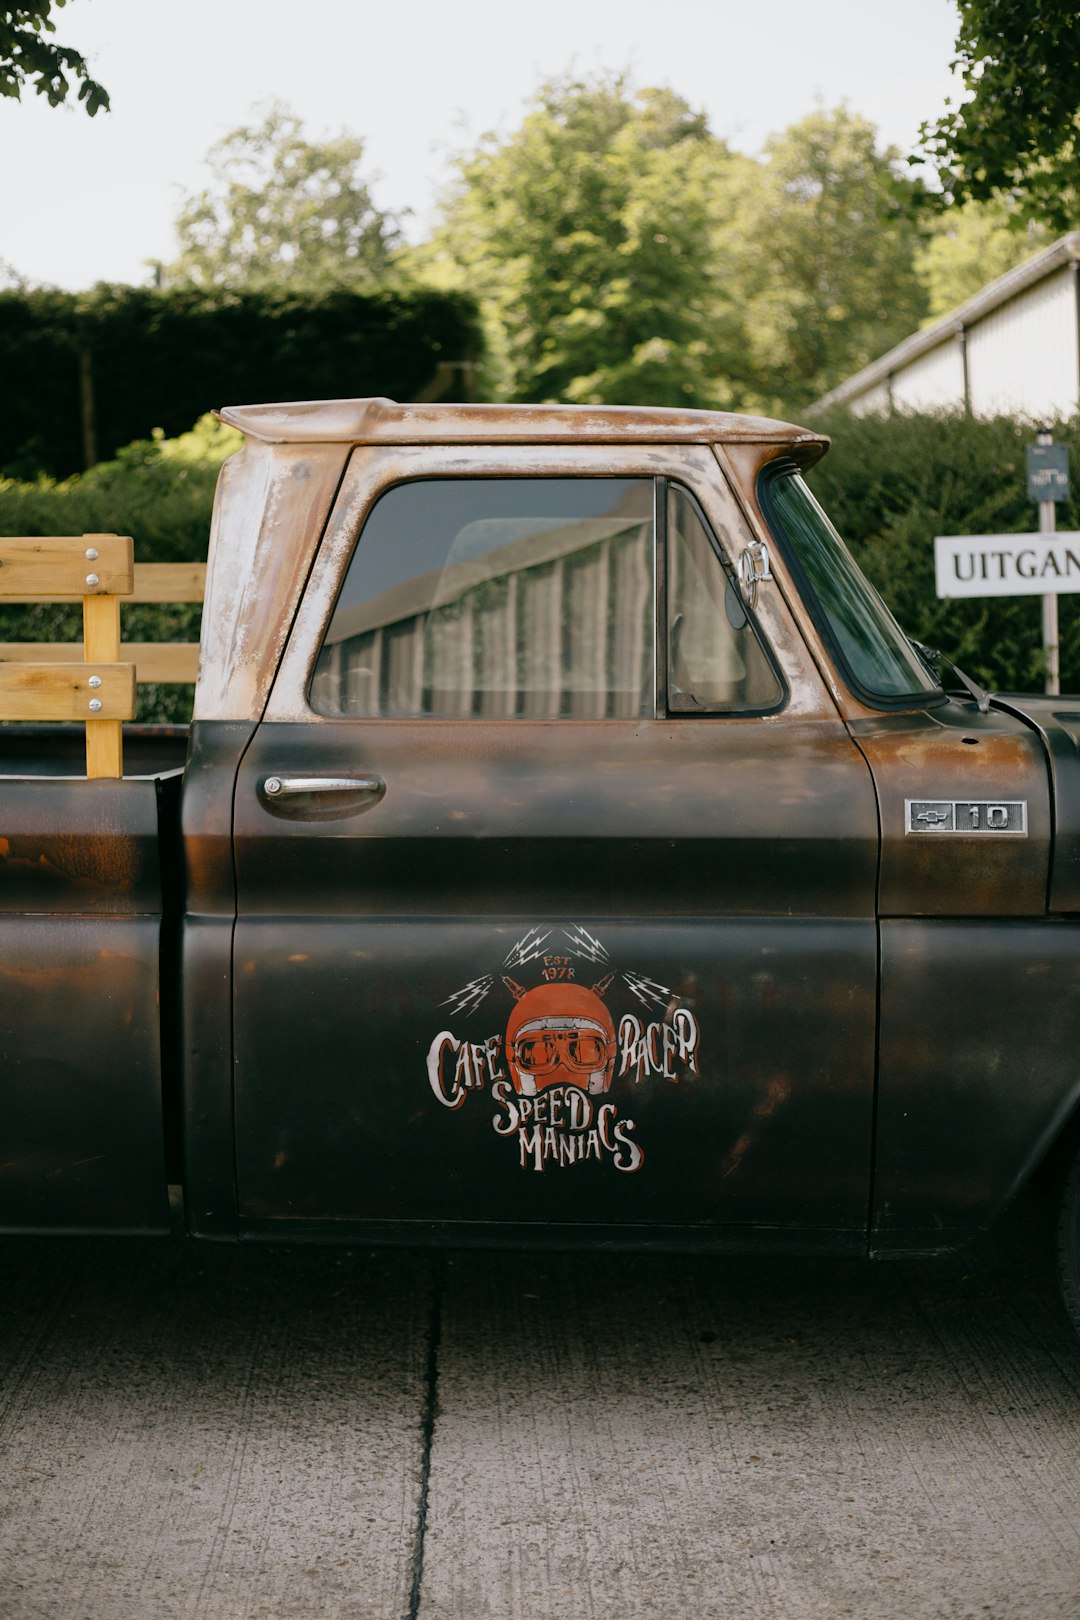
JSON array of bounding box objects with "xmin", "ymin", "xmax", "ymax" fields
[{"xmin": 0, "ymin": 535, "xmax": 206, "ymax": 779}]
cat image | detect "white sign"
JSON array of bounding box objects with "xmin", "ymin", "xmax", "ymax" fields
[{"xmin": 934, "ymin": 533, "xmax": 1080, "ymax": 599}]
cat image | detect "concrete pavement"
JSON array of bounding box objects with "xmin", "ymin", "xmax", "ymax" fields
[{"xmin": 1, "ymin": 1201, "xmax": 1079, "ymax": 1619}]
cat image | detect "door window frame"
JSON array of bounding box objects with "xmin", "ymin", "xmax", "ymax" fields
[{"xmin": 263, "ymin": 443, "xmax": 835, "ymax": 726}]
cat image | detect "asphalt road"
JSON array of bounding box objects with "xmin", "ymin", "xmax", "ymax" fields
[{"xmin": 1, "ymin": 1199, "xmax": 1079, "ymax": 1620}]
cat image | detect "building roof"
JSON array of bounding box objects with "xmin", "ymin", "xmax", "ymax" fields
[
  {"xmin": 216, "ymin": 396, "xmax": 824, "ymax": 449},
  {"xmin": 814, "ymin": 230, "xmax": 1080, "ymax": 411}
]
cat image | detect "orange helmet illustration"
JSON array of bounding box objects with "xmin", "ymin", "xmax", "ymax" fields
[{"xmin": 504, "ymin": 978, "xmax": 617, "ymax": 1096}]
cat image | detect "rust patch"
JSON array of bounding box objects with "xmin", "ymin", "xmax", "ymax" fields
[
  {"xmin": 753, "ymin": 1076, "xmax": 792, "ymax": 1118},
  {"xmin": 722, "ymin": 1132, "xmax": 754, "ymax": 1179},
  {"xmin": 0, "ymin": 958, "xmax": 103, "ymax": 991},
  {"xmin": 722, "ymin": 1074, "xmax": 793, "ymax": 1177},
  {"xmin": 0, "ymin": 838, "xmax": 136, "ymax": 901},
  {"xmin": 217, "ymin": 396, "xmax": 827, "ymax": 451}
]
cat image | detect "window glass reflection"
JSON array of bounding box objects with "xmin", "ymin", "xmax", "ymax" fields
[
  {"xmin": 667, "ymin": 485, "xmax": 782, "ymax": 712},
  {"xmin": 310, "ymin": 478, "xmax": 654, "ymax": 718}
]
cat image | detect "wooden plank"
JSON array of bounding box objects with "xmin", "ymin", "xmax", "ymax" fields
[
  {"xmin": 83, "ymin": 593, "xmax": 121, "ymax": 661},
  {"xmin": 0, "ymin": 642, "xmax": 199, "ymax": 683},
  {"xmin": 126, "ymin": 642, "xmax": 199, "ymax": 683},
  {"xmin": 0, "ymin": 561, "xmax": 206, "ymax": 605},
  {"xmin": 129, "ymin": 562, "xmax": 206, "ymax": 603},
  {"xmin": 83, "ymin": 593, "xmax": 124, "ymax": 778},
  {"xmin": 0, "ymin": 663, "xmax": 135, "ymax": 722},
  {"xmin": 0, "ymin": 535, "xmax": 133, "ymax": 598}
]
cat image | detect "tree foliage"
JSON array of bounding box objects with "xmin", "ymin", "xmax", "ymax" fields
[
  {"xmin": 731, "ymin": 107, "xmax": 929, "ymax": 408},
  {"xmin": 428, "ymin": 78, "xmax": 930, "ymax": 414},
  {"xmin": 425, "ymin": 76, "xmax": 742, "ymax": 407},
  {"xmin": 914, "ymin": 199, "xmax": 1051, "ymax": 320},
  {"xmin": 0, "ymin": 1, "xmax": 108, "ymax": 114},
  {"xmin": 917, "ymin": 0, "xmax": 1080, "ymax": 228},
  {"xmin": 165, "ymin": 102, "xmax": 398, "ymax": 289}
]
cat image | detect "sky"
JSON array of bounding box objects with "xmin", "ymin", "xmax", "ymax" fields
[{"xmin": 1, "ymin": 0, "xmax": 962, "ymax": 290}]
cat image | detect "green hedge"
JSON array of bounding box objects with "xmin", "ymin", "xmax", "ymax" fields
[
  {"xmin": 808, "ymin": 408, "xmax": 1080, "ymax": 694},
  {"xmin": 0, "ymin": 282, "xmax": 483, "ymax": 479}
]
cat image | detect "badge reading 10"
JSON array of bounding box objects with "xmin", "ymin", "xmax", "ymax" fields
[{"xmin": 905, "ymin": 800, "xmax": 1027, "ymax": 835}]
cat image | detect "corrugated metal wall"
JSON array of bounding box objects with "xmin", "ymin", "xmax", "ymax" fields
[
  {"xmin": 889, "ymin": 339, "xmax": 966, "ymax": 413},
  {"xmin": 851, "ymin": 381, "xmax": 891, "ymax": 418},
  {"xmin": 967, "ymin": 266, "xmax": 1078, "ymax": 418},
  {"xmin": 841, "ymin": 264, "xmax": 1079, "ymax": 420}
]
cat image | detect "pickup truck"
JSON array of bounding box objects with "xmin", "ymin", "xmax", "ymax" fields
[{"xmin": 4, "ymin": 396, "xmax": 1080, "ymax": 1337}]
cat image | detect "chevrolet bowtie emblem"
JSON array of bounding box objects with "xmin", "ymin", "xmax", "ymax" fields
[{"xmin": 905, "ymin": 800, "xmax": 1027, "ymax": 835}]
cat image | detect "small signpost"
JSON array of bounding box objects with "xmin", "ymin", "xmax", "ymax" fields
[
  {"xmin": 1026, "ymin": 442, "xmax": 1070, "ymax": 502},
  {"xmin": 935, "ymin": 430, "xmax": 1072, "ymax": 695}
]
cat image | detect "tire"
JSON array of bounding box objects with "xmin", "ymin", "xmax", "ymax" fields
[{"xmin": 1056, "ymin": 1145, "xmax": 1080, "ymax": 1340}]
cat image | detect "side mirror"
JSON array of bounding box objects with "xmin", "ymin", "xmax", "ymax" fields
[{"xmin": 737, "ymin": 540, "xmax": 772, "ymax": 610}]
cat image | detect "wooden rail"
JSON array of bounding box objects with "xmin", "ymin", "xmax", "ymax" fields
[{"xmin": 0, "ymin": 535, "xmax": 206, "ymax": 778}]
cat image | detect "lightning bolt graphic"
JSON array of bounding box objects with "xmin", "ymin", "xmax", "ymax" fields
[
  {"xmin": 562, "ymin": 925, "xmax": 610, "ymax": 964},
  {"xmin": 623, "ymin": 971, "xmax": 672, "ymax": 1010},
  {"xmin": 440, "ymin": 975, "xmax": 494, "ymax": 1016},
  {"xmin": 503, "ymin": 927, "xmax": 552, "ymax": 969}
]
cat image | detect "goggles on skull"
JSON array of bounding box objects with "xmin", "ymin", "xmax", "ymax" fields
[{"xmin": 511, "ymin": 1017, "xmax": 615, "ymax": 1077}]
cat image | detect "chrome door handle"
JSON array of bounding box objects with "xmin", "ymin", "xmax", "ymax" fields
[
  {"xmin": 263, "ymin": 775, "xmax": 383, "ymax": 798},
  {"xmin": 260, "ymin": 773, "xmax": 386, "ymax": 820}
]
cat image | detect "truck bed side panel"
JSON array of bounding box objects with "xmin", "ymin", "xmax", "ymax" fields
[{"xmin": 0, "ymin": 775, "xmax": 172, "ymax": 1233}]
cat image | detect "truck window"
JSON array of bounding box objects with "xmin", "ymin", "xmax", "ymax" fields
[
  {"xmin": 667, "ymin": 484, "xmax": 783, "ymax": 713},
  {"xmin": 759, "ymin": 464, "xmax": 940, "ymax": 707},
  {"xmin": 310, "ymin": 478, "xmax": 654, "ymax": 719}
]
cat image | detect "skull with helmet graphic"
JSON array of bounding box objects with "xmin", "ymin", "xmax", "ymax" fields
[{"xmin": 503, "ymin": 976, "xmax": 617, "ymax": 1097}]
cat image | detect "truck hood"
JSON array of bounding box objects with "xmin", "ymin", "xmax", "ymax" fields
[{"xmin": 992, "ymin": 694, "xmax": 1080, "ymax": 912}]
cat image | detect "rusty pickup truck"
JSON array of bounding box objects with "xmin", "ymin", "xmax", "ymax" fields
[{"xmin": 4, "ymin": 397, "xmax": 1080, "ymax": 1336}]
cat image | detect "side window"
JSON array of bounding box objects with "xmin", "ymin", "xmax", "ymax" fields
[
  {"xmin": 310, "ymin": 478, "xmax": 654, "ymax": 719},
  {"xmin": 667, "ymin": 484, "xmax": 783, "ymax": 713}
]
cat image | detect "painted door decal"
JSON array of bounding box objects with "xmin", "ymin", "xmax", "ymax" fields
[{"xmin": 425, "ymin": 925, "xmax": 702, "ymax": 1173}]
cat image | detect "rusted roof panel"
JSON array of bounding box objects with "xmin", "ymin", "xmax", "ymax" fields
[{"xmin": 215, "ymin": 397, "xmax": 826, "ymax": 451}]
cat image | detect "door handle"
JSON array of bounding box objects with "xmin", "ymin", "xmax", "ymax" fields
[
  {"xmin": 263, "ymin": 775, "xmax": 383, "ymax": 798},
  {"xmin": 260, "ymin": 773, "xmax": 386, "ymax": 820}
]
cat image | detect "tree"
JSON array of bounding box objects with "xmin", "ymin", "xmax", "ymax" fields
[
  {"xmin": 729, "ymin": 107, "xmax": 930, "ymax": 410},
  {"xmin": 426, "ymin": 84, "xmax": 931, "ymax": 414},
  {"xmin": 164, "ymin": 102, "xmax": 398, "ymax": 289},
  {"xmin": 0, "ymin": 1, "xmax": 108, "ymax": 114},
  {"xmin": 916, "ymin": 1, "xmax": 1080, "ymax": 229},
  {"xmin": 425, "ymin": 75, "xmax": 752, "ymax": 407},
  {"xmin": 914, "ymin": 199, "xmax": 1050, "ymax": 319}
]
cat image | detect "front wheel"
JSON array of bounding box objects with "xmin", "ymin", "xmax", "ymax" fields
[{"xmin": 1056, "ymin": 1146, "xmax": 1080, "ymax": 1340}]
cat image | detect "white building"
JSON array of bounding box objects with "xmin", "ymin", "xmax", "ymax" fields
[{"xmin": 814, "ymin": 231, "xmax": 1080, "ymax": 420}]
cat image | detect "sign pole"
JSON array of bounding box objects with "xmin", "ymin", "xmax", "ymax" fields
[{"xmin": 1037, "ymin": 428, "xmax": 1060, "ymax": 695}]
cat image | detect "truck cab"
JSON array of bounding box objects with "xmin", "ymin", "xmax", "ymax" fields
[{"xmin": 3, "ymin": 399, "xmax": 1079, "ymax": 1300}]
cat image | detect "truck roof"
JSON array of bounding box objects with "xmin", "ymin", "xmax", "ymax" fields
[{"xmin": 215, "ymin": 396, "xmax": 826, "ymax": 451}]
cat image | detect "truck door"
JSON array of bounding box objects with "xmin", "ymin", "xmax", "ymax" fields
[{"xmin": 231, "ymin": 444, "xmax": 880, "ymax": 1246}]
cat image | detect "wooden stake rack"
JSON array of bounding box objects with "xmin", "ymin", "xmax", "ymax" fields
[{"xmin": 0, "ymin": 534, "xmax": 205, "ymax": 779}]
